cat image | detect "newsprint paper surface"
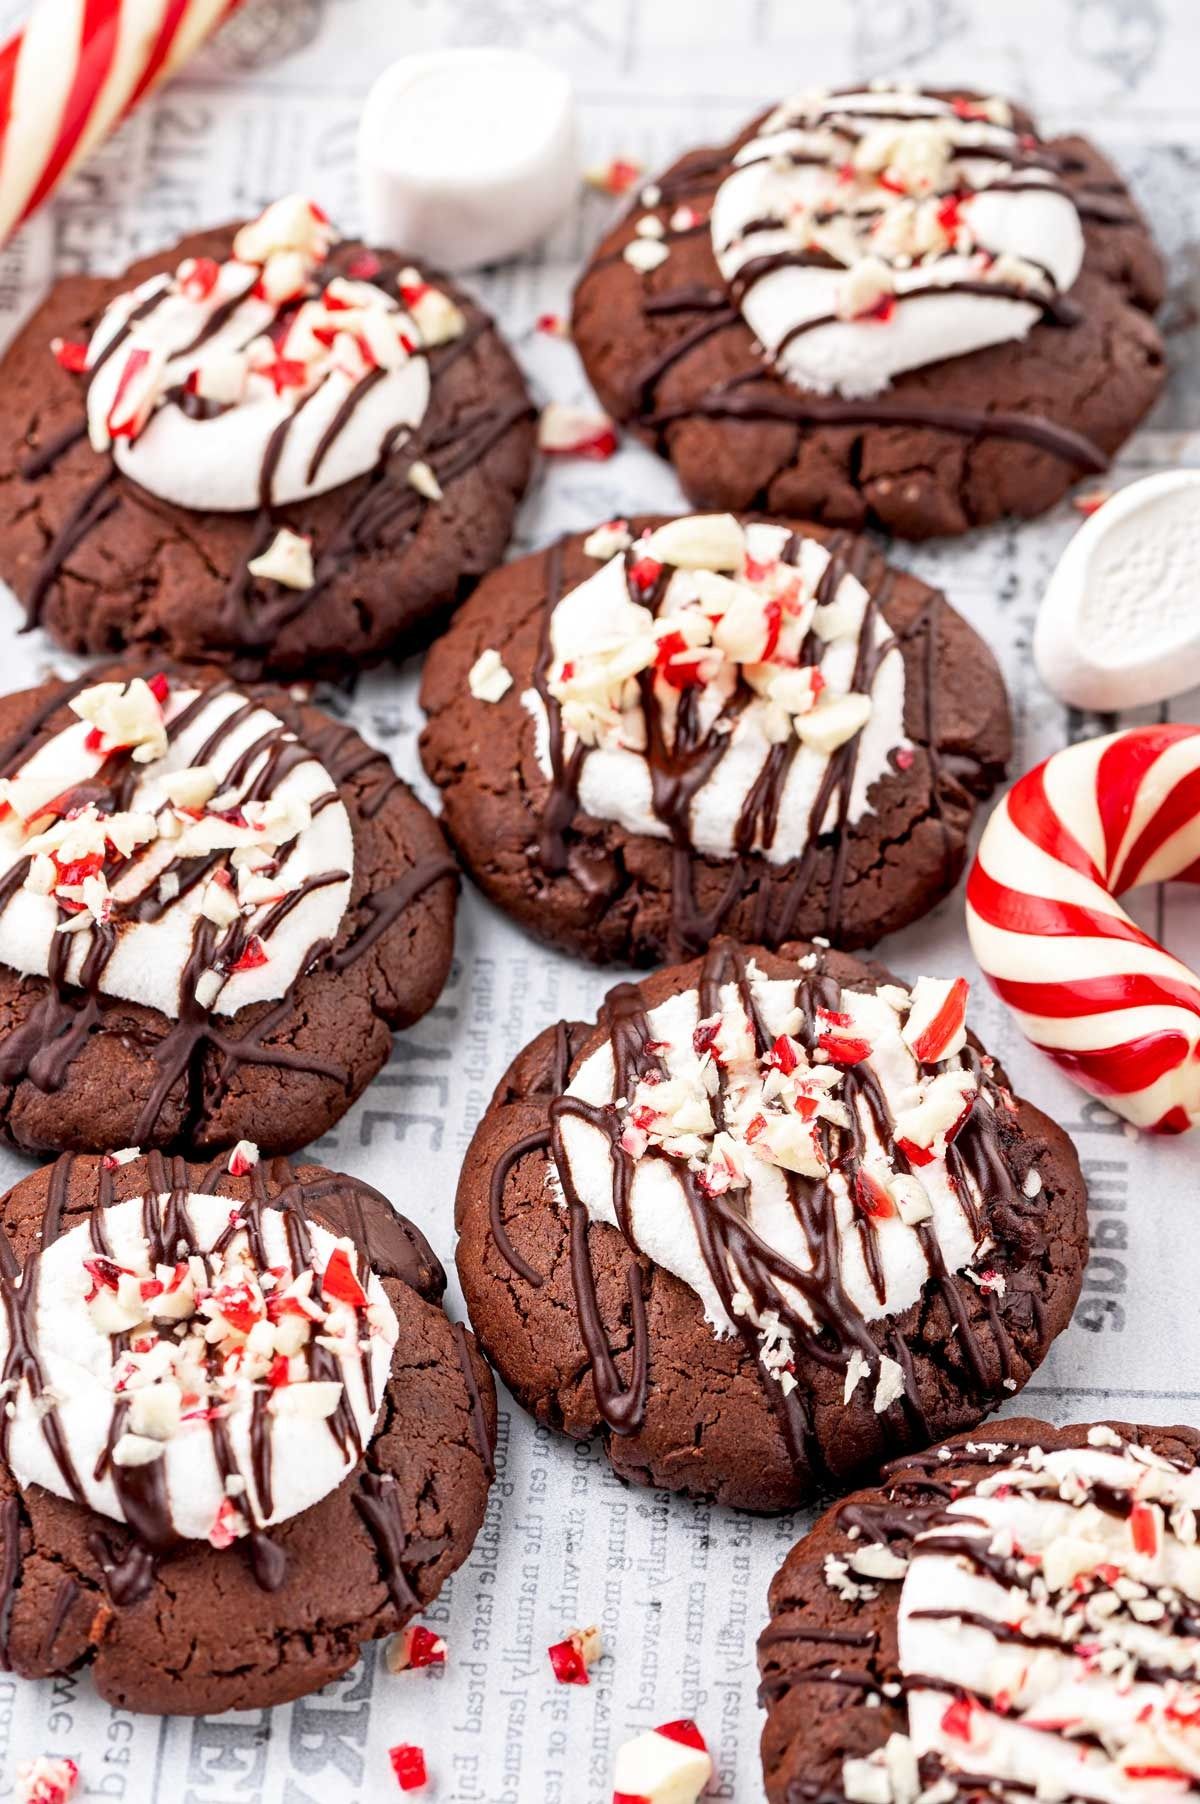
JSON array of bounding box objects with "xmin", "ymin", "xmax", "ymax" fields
[{"xmin": 0, "ymin": 1, "xmax": 1196, "ymax": 1799}]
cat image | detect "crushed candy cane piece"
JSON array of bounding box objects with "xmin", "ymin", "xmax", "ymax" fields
[
  {"xmin": 538, "ymin": 403, "xmax": 619, "ymax": 460},
  {"xmin": 247, "ymin": 528, "xmax": 315, "ymax": 591},
  {"xmin": 468, "ymin": 648, "xmax": 513, "ymax": 703},
  {"xmin": 389, "ymin": 1745, "xmax": 427, "ymax": 1792}
]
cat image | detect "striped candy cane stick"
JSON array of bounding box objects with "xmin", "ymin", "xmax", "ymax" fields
[
  {"xmin": 966, "ymin": 724, "xmax": 1200, "ymax": 1134},
  {"xmin": 0, "ymin": 0, "xmax": 243, "ymax": 245}
]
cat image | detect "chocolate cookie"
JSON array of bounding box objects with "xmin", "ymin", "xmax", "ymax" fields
[
  {"xmin": 455, "ymin": 939, "xmax": 1088, "ymax": 1512},
  {"xmin": 572, "ymin": 86, "xmax": 1165, "ymax": 538},
  {"xmin": 420, "ymin": 512, "xmax": 1009, "ymax": 966},
  {"xmin": 0, "ymin": 196, "xmax": 535, "ymax": 676},
  {"xmin": 758, "ymin": 1416, "xmax": 1200, "ymax": 1803},
  {"xmin": 0, "ymin": 664, "xmax": 457, "ymax": 1157},
  {"xmin": 0, "ymin": 1147, "xmax": 496, "ymax": 1715}
]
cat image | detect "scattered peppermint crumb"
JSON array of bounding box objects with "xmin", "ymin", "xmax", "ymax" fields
[
  {"xmin": 873, "ymin": 1356, "xmax": 905, "ymax": 1413},
  {"xmin": 407, "ymin": 459, "xmax": 443, "ymax": 501},
  {"xmin": 16, "ymin": 1757, "xmax": 79, "ymax": 1804},
  {"xmin": 623, "ymin": 237, "xmax": 670, "ymax": 273},
  {"xmin": 468, "ymin": 649, "xmax": 514, "ymax": 704}
]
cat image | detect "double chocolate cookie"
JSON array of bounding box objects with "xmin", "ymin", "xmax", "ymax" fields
[
  {"xmin": 572, "ymin": 85, "xmax": 1165, "ymax": 537},
  {"xmin": 420, "ymin": 512, "xmax": 1010, "ymax": 966},
  {"xmin": 0, "ymin": 195, "xmax": 535, "ymax": 675},
  {"xmin": 0, "ymin": 665, "xmax": 456, "ymax": 1156},
  {"xmin": 456, "ymin": 940, "xmax": 1088, "ymax": 1512},
  {"xmin": 0, "ymin": 1148, "xmax": 496, "ymax": 1715},
  {"xmin": 759, "ymin": 1417, "xmax": 1200, "ymax": 1803}
]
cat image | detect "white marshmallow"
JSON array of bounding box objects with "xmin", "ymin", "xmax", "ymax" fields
[
  {"xmin": 357, "ymin": 49, "xmax": 579, "ymax": 272},
  {"xmin": 1034, "ymin": 471, "xmax": 1200, "ymax": 711}
]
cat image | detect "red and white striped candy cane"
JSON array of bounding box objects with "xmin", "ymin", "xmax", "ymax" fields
[
  {"xmin": 0, "ymin": 0, "xmax": 243, "ymax": 245},
  {"xmin": 966, "ymin": 724, "xmax": 1200, "ymax": 1134}
]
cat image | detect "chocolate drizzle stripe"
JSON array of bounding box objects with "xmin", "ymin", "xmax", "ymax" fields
[
  {"xmin": 20, "ymin": 247, "xmax": 533, "ymax": 651},
  {"xmin": 492, "ymin": 941, "xmax": 1024, "ymax": 1476},
  {"xmin": 0, "ymin": 678, "xmax": 446, "ymax": 1146}
]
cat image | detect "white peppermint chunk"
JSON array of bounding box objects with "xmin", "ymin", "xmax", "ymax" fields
[
  {"xmin": 611, "ymin": 1724, "xmax": 712, "ymax": 1804},
  {"xmin": 247, "ymin": 527, "xmax": 315, "ymax": 591},
  {"xmin": 643, "ymin": 513, "xmax": 746, "ymax": 571},
  {"xmin": 468, "ymin": 649, "xmax": 514, "ymax": 704},
  {"xmin": 793, "ymin": 692, "xmax": 872, "ymax": 755}
]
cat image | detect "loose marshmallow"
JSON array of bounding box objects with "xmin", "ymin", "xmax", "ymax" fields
[
  {"xmin": 358, "ymin": 49, "xmax": 579, "ymax": 271},
  {"xmin": 1034, "ymin": 471, "xmax": 1200, "ymax": 711}
]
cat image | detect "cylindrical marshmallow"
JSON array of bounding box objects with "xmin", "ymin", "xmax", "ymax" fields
[
  {"xmin": 1034, "ymin": 470, "xmax": 1200, "ymax": 713},
  {"xmin": 357, "ymin": 48, "xmax": 579, "ymax": 272}
]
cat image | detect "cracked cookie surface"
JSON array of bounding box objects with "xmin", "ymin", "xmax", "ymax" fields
[
  {"xmin": 0, "ymin": 1150, "xmax": 496, "ymax": 1716},
  {"xmin": 0, "ymin": 224, "xmax": 535, "ymax": 678},
  {"xmin": 420, "ymin": 516, "xmax": 1010, "ymax": 967},
  {"xmin": 0, "ymin": 666, "xmax": 457, "ymax": 1158},
  {"xmin": 455, "ymin": 942, "xmax": 1088, "ymax": 1513},
  {"xmin": 571, "ymin": 93, "xmax": 1164, "ymax": 538}
]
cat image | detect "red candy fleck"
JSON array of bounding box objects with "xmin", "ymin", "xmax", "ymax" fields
[
  {"xmin": 897, "ymin": 1136, "xmax": 935, "ymax": 1168},
  {"xmin": 591, "ymin": 157, "xmax": 641, "ymax": 195},
  {"xmin": 404, "ymin": 1625, "xmax": 446, "ymax": 1669},
  {"xmin": 267, "ymin": 1354, "xmax": 291, "ymax": 1389},
  {"xmin": 548, "ymin": 1639, "xmax": 589, "ymax": 1685},
  {"xmin": 213, "ymin": 1281, "xmax": 262, "ymax": 1334},
  {"xmin": 895, "ymin": 746, "xmax": 915, "ymax": 771},
  {"xmin": 692, "ymin": 1016, "xmax": 722, "ymax": 1060},
  {"xmin": 51, "ymin": 338, "xmax": 89, "ymax": 373},
  {"xmin": 769, "ymin": 1034, "xmax": 798, "ymax": 1075},
  {"xmin": 54, "ymin": 852, "xmax": 103, "ymax": 887},
  {"xmin": 229, "ymin": 937, "xmax": 268, "ymax": 974},
  {"xmin": 83, "ymin": 1256, "xmax": 124, "ymax": 1300},
  {"xmin": 653, "ymin": 630, "xmax": 706, "ymax": 689},
  {"xmin": 257, "ymin": 356, "xmax": 309, "ymax": 395},
  {"xmin": 139, "ymin": 1277, "xmax": 164, "ymax": 1300},
  {"xmin": 744, "ymin": 555, "xmax": 774, "ymax": 584},
  {"xmin": 179, "ymin": 256, "xmax": 220, "ymax": 300},
  {"xmin": 940, "ymin": 1696, "xmax": 974, "ymax": 1741},
  {"xmin": 793, "ymin": 1094, "xmax": 818, "ymax": 1119},
  {"xmin": 106, "ymin": 347, "xmax": 153, "ymax": 440},
  {"xmin": 936, "ymin": 193, "xmax": 965, "ymax": 237},
  {"xmin": 866, "ymin": 293, "xmax": 896, "ymax": 324},
  {"xmin": 322, "ymin": 1246, "xmax": 369, "ymax": 1309},
  {"xmin": 389, "ymin": 1746, "xmax": 427, "ymax": 1792},
  {"xmin": 760, "ymin": 597, "xmax": 783, "ymax": 662},
  {"xmin": 347, "ymin": 252, "xmax": 382, "ymax": 280},
  {"xmin": 910, "ymin": 977, "xmax": 969, "ymax": 1064},
  {"xmin": 537, "ymin": 312, "xmax": 569, "ymax": 338},
  {"xmin": 628, "ymin": 556, "xmax": 663, "ymax": 594},
  {"xmin": 817, "ymin": 1032, "xmax": 871, "ymax": 1066},
  {"xmin": 1131, "ymin": 1502, "xmax": 1159, "ymax": 1558},
  {"xmin": 612, "ymin": 1796, "xmax": 650, "ymax": 1804},
  {"xmin": 147, "ymin": 672, "xmax": 170, "ymax": 704},
  {"xmin": 209, "ymin": 1499, "xmax": 240, "ymax": 1549},
  {"xmin": 854, "ymin": 1170, "xmax": 895, "ymax": 1220},
  {"xmin": 656, "ymin": 1721, "xmax": 707, "ymax": 1751},
  {"xmin": 1073, "ymin": 490, "xmax": 1111, "ymax": 518},
  {"xmin": 744, "ymin": 1113, "xmax": 767, "ymax": 1143}
]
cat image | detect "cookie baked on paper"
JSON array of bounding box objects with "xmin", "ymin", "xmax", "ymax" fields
[
  {"xmin": 758, "ymin": 1417, "xmax": 1200, "ymax": 1803},
  {"xmin": 0, "ymin": 665, "xmax": 456, "ymax": 1156},
  {"xmin": 0, "ymin": 195, "xmax": 535, "ymax": 675},
  {"xmin": 572, "ymin": 86, "xmax": 1164, "ymax": 537},
  {"xmin": 455, "ymin": 940, "xmax": 1087, "ymax": 1511},
  {"xmin": 0, "ymin": 1148, "xmax": 496, "ymax": 1715},
  {"xmin": 420, "ymin": 512, "xmax": 1010, "ymax": 966}
]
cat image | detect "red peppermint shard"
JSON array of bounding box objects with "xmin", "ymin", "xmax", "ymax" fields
[
  {"xmin": 322, "ymin": 1246, "xmax": 369, "ymax": 1309},
  {"xmin": 388, "ymin": 1745, "xmax": 427, "ymax": 1792},
  {"xmin": 656, "ymin": 1721, "xmax": 707, "ymax": 1752},
  {"xmin": 229, "ymin": 937, "xmax": 268, "ymax": 974},
  {"xmin": 403, "ymin": 1624, "xmax": 446, "ymax": 1669},
  {"xmin": 548, "ymin": 1638, "xmax": 589, "ymax": 1685},
  {"xmin": 940, "ymin": 1695, "xmax": 973, "ymax": 1741},
  {"xmin": 51, "ymin": 338, "xmax": 89, "ymax": 374},
  {"xmin": 587, "ymin": 156, "xmax": 642, "ymax": 195}
]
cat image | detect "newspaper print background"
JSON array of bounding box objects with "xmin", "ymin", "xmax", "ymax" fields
[{"xmin": 0, "ymin": 0, "xmax": 1196, "ymax": 1798}]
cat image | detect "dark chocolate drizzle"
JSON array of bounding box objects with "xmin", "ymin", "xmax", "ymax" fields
[
  {"xmin": 0, "ymin": 674, "xmax": 455, "ymax": 1146},
  {"xmin": 0, "ymin": 1151, "xmax": 433, "ymax": 1644},
  {"xmin": 600, "ymin": 87, "xmax": 1119, "ymax": 478},
  {"xmin": 494, "ymin": 941, "xmax": 1027, "ymax": 1483},
  {"xmin": 19, "ymin": 242, "xmax": 534, "ymax": 658},
  {"xmin": 533, "ymin": 527, "xmax": 919, "ymax": 958}
]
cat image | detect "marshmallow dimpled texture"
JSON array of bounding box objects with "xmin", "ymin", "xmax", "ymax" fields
[
  {"xmin": 966, "ymin": 724, "xmax": 1200, "ymax": 1132},
  {"xmin": 357, "ymin": 48, "xmax": 579, "ymax": 271},
  {"xmin": 1034, "ymin": 471, "xmax": 1200, "ymax": 711},
  {"xmin": 0, "ymin": 1194, "xmax": 396, "ymax": 1541}
]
